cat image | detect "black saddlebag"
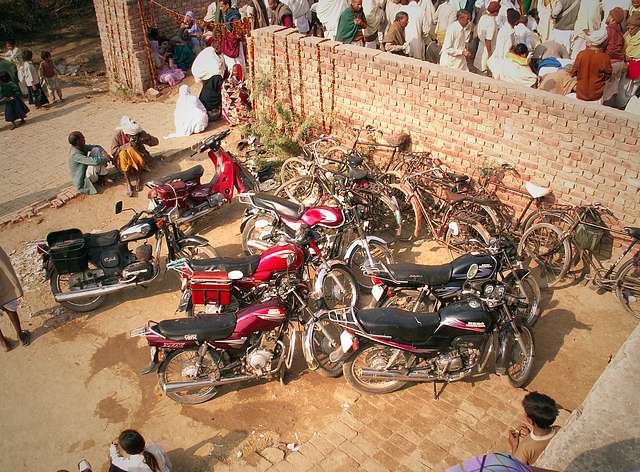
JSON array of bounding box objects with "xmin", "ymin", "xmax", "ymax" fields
[{"xmin": 47, "ymin": 229, "xmax": 88, "ymax": 275}]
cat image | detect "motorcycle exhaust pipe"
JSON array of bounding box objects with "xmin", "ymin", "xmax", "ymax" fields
[
  {"xmin": 163, "ymin": 374, "xmax": 255, "ymax": 393},
  {"xmin": 359, "ymin": 368, "xmax": 438, "ymax": 383},
  {"xmin": 54, "ymin": 280, "xmax": 139, "ymax": 302}
]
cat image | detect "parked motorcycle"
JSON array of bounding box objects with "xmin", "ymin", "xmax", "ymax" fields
[
  {"xmin": 147, "ymin": 130, "xmax": 257, "ymax": 227},
  {"xmin": 239, "ymin": 188, "xmax": 398, "ymax": 290},
  {"xmin": 37, "ymin": 201, "xmax": 217, "ymax": 312},
  {"xmin": 370, "ymin": 237, "xmax": 542, "ymax": 326},
  {"xmin": 131, "ymin": 267, "xmax": 323, "ymax": 404},
  {"xmin": 306, "ymin": 281, "xmax": 535, "ymax": 396}
]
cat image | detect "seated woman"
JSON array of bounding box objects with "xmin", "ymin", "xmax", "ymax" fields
[
  {"xmin": 111, "ymin": 116, "xmax": 159, "ymax": 197},
  {"xmin": 490, "ymin": 43, "xmax": 538, "ymax": 88},
  {"xmin": 221, "ymin": 64, "xmax": 251, "ymax": 126},
  {"xmin": 166, "ymin": 85, "xmax": 209, "ymax": 138},
  {"xmin": 148, "ymin": 28, "xmax": 185, "ymax": 87},
  {"xmin": 170, "ymin": 30, "xmax": 195, "ymax": 71}
]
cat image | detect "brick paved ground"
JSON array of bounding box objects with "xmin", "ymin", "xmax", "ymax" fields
[
  {"xmin": 220, "ymin": 376, "xmax": 537, "ymax": 472},
  {"xmin": 0, "ymin": 81, "xmax": 220, "ymax": 218}
]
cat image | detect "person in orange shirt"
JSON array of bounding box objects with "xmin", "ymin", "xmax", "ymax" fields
[{"xmin": 570, "ymin": 28, "xmax": 612, "ymax": 102}]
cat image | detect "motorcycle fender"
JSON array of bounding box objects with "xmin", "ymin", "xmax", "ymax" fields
[
  {"xmin": 302, "ymin": 319, "xmax": 319, "ymax": 370},
  {"xmin": 314, "ymin": 261, "xmax": 352, "ymax": 299},
  {"xmin": 343, "ymin": 236, "xmax": 388, "ymax": 261},
  {"xmin": 140, "ymin": 346, "xmax": 161, "ymax": 375},
  {"xmin": 379, "ymin": 194, "xmax": 402, "ymax": 236},
  {"xmin": 495, "ymin": 319, "xmax": 527, "ymax": 375},
  {"xmin": 178, "ymin": 236, "xmax": 209, "ymax": 248},
  {"xmin": 239, "ymin": 209, "xmax": 258, "ymax": 234}
]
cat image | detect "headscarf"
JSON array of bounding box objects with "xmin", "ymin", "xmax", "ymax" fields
[
  {"xmin": 119, "ymin": 116, "xmax": 142, "ymax": 136},
  {"xmin": 166, "ymin": 85, "xmax": 209, "ymax": 138},
  {"xmin": 487, "ymin": 1, "xmax": 499, "ymax": 14},
  {"xmin": 184, "ymin": 10, "xmax": 194, "ymax": 23},
  {"xmin": 587, "ymin": 27, "xmax": 609, "ymax": 46},
  {"xmin": 609, "ymin": 7, "xmax": 626, "ymax": 25}
]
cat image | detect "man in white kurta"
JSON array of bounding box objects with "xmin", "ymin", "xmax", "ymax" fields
[
  {"xmin": 363, "ymin": 0, "xmax": 384, "ymax": 47},
  {"xmin": 434, "ymin": 0, "xmax": 458, "ymax": 44},
  {"xmin": 571, "ymin": 0, "xmax": 602, "ymax": 59},
  {"xmin": 402, "ymin": 0, "xmax": 431, "ymax": 60},
  {"xmin": 474, "ymin": 1, "xmax": 499, "ymax": 72},
  {"xmin": 602, "ymin": 0, "xmax": 631, "ymax": 22},
  {"xmin": 439, "ymin": 10, "xmax": 472, "ymax": 69},
  {"xmin": 316, "ymin": 0, "xmax": 349, "ymax": 39},
  {"xmin": 487, "ymin": 7, "xmax": 519, "ymax": 74}
]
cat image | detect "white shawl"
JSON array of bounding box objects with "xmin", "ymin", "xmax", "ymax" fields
[
  {"xmin": 166, "ymin": 85, "xmax": 209, "ymax": 138},
  {"xmin": 316, "ymin": 0, "xmax": 349, "ymax": 39},
  {"xmin": 191, "ymin": 47, "xmax": 226, "ymax": 82}
]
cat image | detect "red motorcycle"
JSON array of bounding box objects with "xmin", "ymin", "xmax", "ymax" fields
[{"xmin": 147, "ymin": 129, "xmax": 257, "ymax": 226}]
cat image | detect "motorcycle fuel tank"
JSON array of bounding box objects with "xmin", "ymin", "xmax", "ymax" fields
[
  {"xmin": 437, "ymin": 299, "xmax": 494, "ymax": 337},
  {"xmin": 214, "ymin": 298, "xmax": 287, "ymax": 349},
  {"xmin": 450, "ymin": 253, "xmax": 496, "ymax": 281},
  {"xmin": 119, "ymin": 219, "xmax": 156, "ymax": 242},
  {"xmin": 300, "ymin": 206, "xmax": 344, "ymax": 228},
  {"xmin": 253, "ymin": 244, "xmax": 304, "ymax": 279}
]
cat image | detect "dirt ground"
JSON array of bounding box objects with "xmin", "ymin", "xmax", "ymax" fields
[{"xmin": 0, "ymin": 148, "xmax": 637, "ymax": 470}]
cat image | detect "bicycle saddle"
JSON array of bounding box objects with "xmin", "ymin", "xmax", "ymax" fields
[
  {"xmin": 625, "ymin": 227, "xmax": 640, "ymax": 240},
  {"xmin": 525, "ymin": 182, "xmax": 551, "ymax": 199}
]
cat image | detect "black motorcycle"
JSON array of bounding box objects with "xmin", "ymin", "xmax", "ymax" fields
[
  {"xmin": 369, "ymin": 237, "xmax": 542, "ymax": 327},
  {"xmin": 315, "ymin": 280, "xmax": 535, "ymax": 396},
  {"xmin": 37, "ymin": 201, "xmax": 217, "ymax": 312}
]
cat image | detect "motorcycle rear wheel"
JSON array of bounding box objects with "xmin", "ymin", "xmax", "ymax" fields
[
  {"xmin": 319, "ymin": 266, "xmax": 359, "ymax": 309},
  {"xmin": 159, "ymin": 348, "xmax": 220, "ymax": 405},
  {"xmin": 50, "ymin": 267, "xmax": 106, "ymax": 313},
  {"xmin": 343, "ymin": 345, "xmax": 408, "ymax": 394},
  {"xmin": 177, "ymin": 243, "xmax": 219, "ymax": 260},
  {"xmin": 506, "ymin": 326, "xmax": 535, "ymax": 388},
  {"xmin": 308, "ymin": 313, "xmax": 344, "ymax": 377}
]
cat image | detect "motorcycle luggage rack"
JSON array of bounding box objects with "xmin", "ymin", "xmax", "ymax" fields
[{"xmin": 327, "ymin": 307, "xmax": 363, "ymax": 331}]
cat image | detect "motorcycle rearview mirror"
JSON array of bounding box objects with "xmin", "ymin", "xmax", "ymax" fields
[{"xmin": 115, "ymin": 201, "xmax": 123, "ymax": 214}]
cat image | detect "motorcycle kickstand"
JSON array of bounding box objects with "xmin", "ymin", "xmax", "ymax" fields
[{"xmin": 433, "ymin": 380, "xmax": 449, "ymax": 400}]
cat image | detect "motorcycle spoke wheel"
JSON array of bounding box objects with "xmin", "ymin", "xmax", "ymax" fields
[
  {"xmin": 310, "ymin": 316, "xmax": 344, "ymax": 377},
  {"xmin": 356, "ymin": 189, "xmax": 402, "ymax": 243},
  {"xmin": 275, "ymin": 175, "xmax": 323, "ymax": 206},
  {"xmin": 616, "ymin": 259, "xmax": 640, "ymax": 320},
  {"xmin": 179, "ymin": 244, "xmax": 219, "ymax": 260},
  {"xmin": 50, "ymin": 267, "xmax": 105, "ymax": 313},
  {"xmin": 159, "ymin": 348, "xmax": 220, "ymax": 405},
  {"xmin": 242, "ymin": 215, "xmax": 277, "ymax": 255},
  {"xmin": 510, "ymin": 276, "xmax": 542, "ymax": 327},
  {"xmin": 343, "ymin": 345, "xmax": 408, "ymax": 394},
  {"xmin": 279, "ymin": 157, "xmax": 311, "ymax": 183},
  {"xmin": 320, "ymin": 267, "xmax": 359, "ymax": 309},
  {"xmin": 506, "ymin": 326, "xmax": 535, "ymax": 388},
  {"xmin": 518, "ymin": 223, "xmax": 571, "ymax": 288}
]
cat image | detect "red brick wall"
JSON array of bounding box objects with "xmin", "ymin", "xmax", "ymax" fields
[
  {"xmin": 93, "ymin": 0, "xmax": 210, "ymax": 93},
  {"xmin": 251, "ymin": 26, "xmax": 640, "ymax": 227}
]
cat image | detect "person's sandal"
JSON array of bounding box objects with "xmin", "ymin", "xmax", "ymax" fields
[
  {"xmin": 78, "ymin": 459, "xmax": 92, "ymax": 471},
  {"xmin": 19, "ymin": 330, "xmax": 30, "ymax": 346}
]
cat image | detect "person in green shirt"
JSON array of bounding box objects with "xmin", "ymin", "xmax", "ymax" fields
[
  {"xmin": 67, "ymin": 131, "xmax": 112, "ymax": 195},
  {"xmin": 0, "ymin": 72, "xmax": 28, "ymax": 129},
  {"xmin": 335, "ymin": 0, "xmax": 368, "ymax": 44}
]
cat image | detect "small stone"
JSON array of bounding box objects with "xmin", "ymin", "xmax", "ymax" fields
[
  {"xmin": 260, "ymin": 446, "xmax": 285, "ymax": 464},
  {"xmin": 145, "ymin": 87, "xmax": 161, "ymax": 99}
]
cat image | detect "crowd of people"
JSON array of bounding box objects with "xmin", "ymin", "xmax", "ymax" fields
[{"xmin": 270, "ymin": 0, "xmax": 640, "ymax": 111}]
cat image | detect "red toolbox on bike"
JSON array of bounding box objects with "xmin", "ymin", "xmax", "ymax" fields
[
  {"xmin": 152, "ymin": 181, "xmax": 188, "ymax": 208},
  {"xmin": 191, "ymin": 271, "xmax": 232, "ymax": 305}
]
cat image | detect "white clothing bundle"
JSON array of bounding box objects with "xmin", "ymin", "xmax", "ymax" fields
[{"xmin": 165, "ymin": 85, "xmax": 209, "ymax": 138}]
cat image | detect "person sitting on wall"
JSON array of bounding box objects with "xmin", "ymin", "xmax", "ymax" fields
[
  {"xmin": 382, "ymin": 11, "xmax": 410, "ymax": 55},
  {"xmin": 491, "ymin": 43, "xmax": 539, "ymax": 87}
]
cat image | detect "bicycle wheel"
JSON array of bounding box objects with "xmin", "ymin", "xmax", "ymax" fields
[
  {"xmin": 451, "ymin": 200, "xmax": 502, "ymax": 238},
  {"xmin": 274, "ymin": 175, "xmax": 324, "ymax": 206},
  {"xmin": 389, "ymin": 182, "xmax": 420, "ymax": 241},
  {"xmin": 279, "ymin": 157, "xmax": 311, "ymax": 184},
  {"xmin": 354, "ymin": 187, "xmax": 402, "ymax": 242},
  {"xmin": 518, "ymin": 223, "xmax": 572, "ymax": 288},
  {"xmin": 318, "ymin": 146, "xmax": 350, "ymax": 173},
  {"xmin": 615, "ymin": 258, "xmax": 640, "ymax": 320}
]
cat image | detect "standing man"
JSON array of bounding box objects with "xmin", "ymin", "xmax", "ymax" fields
[
  {"xmin": 571, "ymin": 29, "xmax": 612, "ymax": 103},
  {"xmin": 269, "ymin": 0, "xmax": 294, "ymax": 26},
  {"xmin": 335, "ymin": 0, "xmax": 368, "ymax": 44},
  {"xmin": 550, "ymin": 0, "xmax": 580, "ymax": 54},
  {"xmin": 571, "ymin": 0, "xmax": 602, "ymax": 59},
  {"xmin": 383, "ymin": 11, "xmax": 411, "ymax": 54},
  {"xmin": 402, "ymin": 0, "xmax": 432, "ymax": 60},
  {"xmin": 474, "ymin": 1, "xmax": 500, "ymax": 73},
  {"xmin": 68, "ymin": 131, "xmax": 111, "ymax": 195},
  {"xmin": 434, "ymin": 0, "xmax": 458, "ymax": 45},
  {"xmin": 362, "ymin": 0, "xmax": 385, "ymax": 48},
  {"xmin": 0, "ymin": 245, "xmax": 30, "ymax": 352},
  {"xmin": 439, "ymin": 9, "xmax": 472, "ymax": 69}
]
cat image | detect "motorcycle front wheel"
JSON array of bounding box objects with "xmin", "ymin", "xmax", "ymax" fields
[
  {"xmin": 177, "ymin": 243, "xmax": 219, "ymax": 260},
  {"xmin": 50, "ymin": 267, "xmax": 106, "ymax": 313},
  {"xmin": 307, "ymin": 313, "xmax": 344, "ymax": 377},
  {"xmin": 507, "ymin": 275, "xmax": 542, "ymax": 327},
  {"xmin": 343, "ymin": 345, "xmax": 408, "ymax": 394},
  {"xmin": 505, "ymin": 325, "xmax": 535, "ymax": 388},
  {"xmin": 159, "ymin": 348, "xmax": 220, "ymax": 405},
  {"xmin": 319, "ymin": 266, "xmax": 359, "ymax": 309},
  {"xmin": 347, "ymin": 240, "xmax": 393, "ymax": 291}
]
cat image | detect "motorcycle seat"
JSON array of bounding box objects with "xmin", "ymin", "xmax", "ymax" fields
[
  {"xmin": 385, "ymin": 263, "xmax": 452, "ymax": 286},
  {"xmin": 156, "ymin": 312, "xmax": 236, "ymax": 342},
  {"xmin": 446, "ymin": 172, "xmax": 469, "ymax": 184},
  {"xmin": 190, "ymin": 255, "xmax": 260, "ymax": 275},
  {"xmin": 85, "ymin": 230, "xmax": 119, "ymax": 247},
  {"xmin": 149, "ymin": 165, "xmax": 204, "ymax": 186},
  {"xmin": 357, "ymin": 307, "xmax": 440, "ymax": 343},
  {"xmin": 625, "ymin": 226, "xmax": 640, "ymax": 240},
  {"xmin": 251, "ymin": 193, "xmax": 304, "ymax": 219}
]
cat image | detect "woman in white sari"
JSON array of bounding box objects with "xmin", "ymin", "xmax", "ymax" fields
[{"xmin": 166, "ymin": 85, "xmax": 209, "ymax": 138}]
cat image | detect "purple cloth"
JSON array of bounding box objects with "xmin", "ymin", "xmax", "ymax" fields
[{"xmin": 445, "ymin": 453, "xmax": 534, "ymax": 472}]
